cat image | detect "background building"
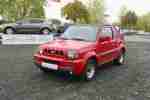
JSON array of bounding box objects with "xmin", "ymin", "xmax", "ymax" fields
[{"xmin": 44, "ymin": 0, "xmax": 74, "ymax": 20}]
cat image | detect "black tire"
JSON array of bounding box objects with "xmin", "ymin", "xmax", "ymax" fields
[
  {"xmin": 40, "ymin": 28, "xmax": 51, "ymax": 35},
  {"xmin": 114, "ymin": 51, "xmax": 125, "ymax": 65},
  {"xmin": 82, "ymin": 59, "xmax": 97, "ymax": 81},
  {"xmin": 39, "ymin": 67, "xmax": 51, "ymax": 73},
  {"xmin": 4, "ymin": 27, "xmax": 15, "ymax": 34}
]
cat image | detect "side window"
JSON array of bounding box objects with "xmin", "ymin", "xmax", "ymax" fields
[
  {"xmin": 101, "ymin": 27, "xmax": 113, "ymax": 38},
  {"xmin": 30, "ymin": 20, "xmax": 43, "ymax": 23},
  {"xmin": 52, "ymin": 20, "xmax": 61, "ymax": 25},
  {"xmin": 16, "ymin": 20, "xmax": 29, "ymax": 24}
]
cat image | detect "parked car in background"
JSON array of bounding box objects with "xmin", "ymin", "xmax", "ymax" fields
[
  {"xmin": 57, "ymin": 23, "xmax": 74, "ymax": 33},
  {"xmin": 1, "ymin": 18, "xmax": 69, "ymax": 35},
  {"xmin": 34, "ymin": 24, "xmax": 126, "ymax": 81}
]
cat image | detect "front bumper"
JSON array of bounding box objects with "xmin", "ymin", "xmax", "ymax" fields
[{"xmin": 34, "ymin": 54, "xmax": 85, "ymax": 75}]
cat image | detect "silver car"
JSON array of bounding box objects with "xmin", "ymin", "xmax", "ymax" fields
[{"xmin": 2, "ymin": 18, "xmax": 62, "ymax": 35}]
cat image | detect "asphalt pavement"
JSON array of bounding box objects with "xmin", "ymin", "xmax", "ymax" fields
[{"xmin": 0, "ymin": 35, "xmax": 150, "ymax": 100}]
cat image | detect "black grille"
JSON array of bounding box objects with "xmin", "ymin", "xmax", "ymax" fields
[
  {"xmin": 43, "ymin": 59, "xmax": 59, "ymax": 64},
  {"xmin": 43, "ymin": 48, "xmax": 64, "ymax": 56}
]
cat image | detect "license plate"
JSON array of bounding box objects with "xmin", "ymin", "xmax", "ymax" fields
[{"xmin": 41, "ymin": 62, "xmax": 58, "ymax": 70}]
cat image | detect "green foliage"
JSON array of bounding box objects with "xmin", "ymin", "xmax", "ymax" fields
[
  {"xmin": 62, "ymin": 0, "xmax": 104, "ymax": 24},
  {"xmin": 119, "ymin": 6, "xmax": 128, "ymax": 16},
  {"xmin": 136, "ymin": 13, "xmax": 150, "ymax": 32},
  {"xmin": 120, "ymin": 10, "xmax": 138, "ymax": 29},
  {"xmin": 62, "ymin": 0, "xmax": 90, "ymax": 23},
  {"xmin": 119, "ymin": 6, "xmax": 150, "ymax": 32},
  {"xmin": 88, "ymin": 0, "xmax": 104, "ymax": 24},
  {"xmin": 0, "ymin": 0, "xmax": 44, "ymax": 21}
]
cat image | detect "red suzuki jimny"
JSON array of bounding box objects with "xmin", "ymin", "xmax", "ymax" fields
[{"xmin": 34, "ymin": 25, "xmax": 126, "ymax": 80}]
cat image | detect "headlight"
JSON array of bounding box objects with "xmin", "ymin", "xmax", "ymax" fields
[
  {"xmin": 67, "ymin": 49, "xmax": 78, "ymax": 59},
  {"xmin": 35, "ymin": 47, "xmax": 43, "ymax": 54}
]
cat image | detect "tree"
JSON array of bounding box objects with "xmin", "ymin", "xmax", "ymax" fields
[
  {"xmin": 119, "ymin": 6, "xmax": 128, "ymax": 17},
  {"xmin": 120, "ymin": 10, "xmax": 138, "ymax": 29},
  {"xmin": 62, "ymin": 0, "xmax": 90, "ymax": 23},
  {"xmin": 0, "ymin": 0, "xmax": 44, "ymax": 21},
  {"xmin": 136, "ymin": 13, "xmax": 150, "ymax": 32},
  {"xmin": 88, "ymin": 0, "xmax": 104, "ymax": 24}
]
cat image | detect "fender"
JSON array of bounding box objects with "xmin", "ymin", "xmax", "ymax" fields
[
  {"xmin": 73, "ymin": 51, "xmax": 97, "ymax": 75},
  {"xmin": 83, "ymin": 51, "xmax": 98, "ymax": 64},
  {"xmin": 119, "ymin": 42, "xmax": 126, "ymax": 52}
]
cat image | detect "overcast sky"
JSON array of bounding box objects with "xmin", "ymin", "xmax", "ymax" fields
[{"xmin": 106, "ymin": 0, "xmax": 150, "ymax": 22}]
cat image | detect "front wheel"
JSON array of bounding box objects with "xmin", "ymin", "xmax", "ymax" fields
[
  {"xmin": 41, "ymin": 28, "xmax": 51, "ymax": 35},
  {"xmin": 82, "ymin": 59, "xmax": 97, "ymax": 81}
]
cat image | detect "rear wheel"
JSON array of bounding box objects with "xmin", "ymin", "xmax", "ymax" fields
[
  {"xmin": 4, "ymin": 27, "xmax": 15, "ymax": 34},
  {"xmin": 82, "ymin": 59, "xmax": 97, "ymax": 81},
  {"xmin": 114, "ymin": 51, "xmax": 125, "ymax": 65}
]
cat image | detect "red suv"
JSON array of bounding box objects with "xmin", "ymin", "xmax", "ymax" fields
[{"xmin": 34, "ymin": 25, "xmax": 126, "ymax": 80}]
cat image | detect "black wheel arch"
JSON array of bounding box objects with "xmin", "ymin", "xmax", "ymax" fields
[
  {"xmin": 4, "ymin": 26, "xmax": 16, "ymax": 33},
  {"xmin": 121, "ymin": 47, "xmax": 126, "ymax": 54},
  {"xmin": 40, "ymin": 27, "xmax": 51, "ymax": 31},
  {"xmin": 87, "ymin": 56, "xmax": 98, "ymax": 66}
]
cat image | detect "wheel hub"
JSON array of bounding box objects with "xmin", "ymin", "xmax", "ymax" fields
[
  {"xmin": 43, "ymin": 29, "xmax": 49, "ymax": 34},
  {"xmin": 6, "ymin": 28, "xmax": 14, "ymax": 34},
  {"xmin": 119, "ymin": 54, "xmax": 124, "ymax": 63},
  {"xmin": 86, "ymin": 67, "xmax": 95, "ymax": 79}
]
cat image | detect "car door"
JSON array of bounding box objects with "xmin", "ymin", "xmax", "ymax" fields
[
  {"xmin": 28, "ymin": 19, "xmax": 43, "ymax": 33},
  {"xmin": 15, "ymin": 20, "xmax": 31, "ymax": 33},
  {"xmin": 96, "ymin": 26, "xmax": 114, "ymax": 64},
  {"xmin": 16, "ymin": 19, "xmax": 43, "ymax": 33},
  {"xmin": 111, "ymin": 26, "xmax": 122, "ymax": 59}
]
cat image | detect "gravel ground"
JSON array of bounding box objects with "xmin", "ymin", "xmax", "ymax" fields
[{"xmin": 0, "ymin": 36, "xmax": 150, "ymax": 100}]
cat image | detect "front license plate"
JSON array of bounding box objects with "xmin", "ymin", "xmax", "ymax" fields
[{"xmin": 41, "ymin": 62, "xmax": 58, "ymax": 70}]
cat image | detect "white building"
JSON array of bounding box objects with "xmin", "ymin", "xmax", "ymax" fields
[{"xmin": 44, "ymin": 0, "xmax": 74, "ymax": 20}]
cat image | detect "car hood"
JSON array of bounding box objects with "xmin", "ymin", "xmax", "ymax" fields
[{"xmin": 40, "ymin": 39, "xmax": 94, "ymax": 51}]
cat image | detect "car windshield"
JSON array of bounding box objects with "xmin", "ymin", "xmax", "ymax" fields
[{"xmin": 60, "ymin": 26, "xmax": 97, "ymax": 42}]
